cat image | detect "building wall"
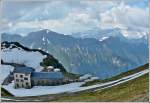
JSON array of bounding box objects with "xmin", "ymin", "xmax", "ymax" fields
[
  {"xmin": 14, "ymin": 73, "xmax": 32, "ymax": 89},
  {"xmin": 13, "ymin": 73, "xmax": 76, "ymax": 89},
  {"xmin": 31, "ymin": 78, "xmax": 64, "ymax": 86}
]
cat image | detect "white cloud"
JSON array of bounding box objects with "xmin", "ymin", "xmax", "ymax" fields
[
  {"xmin": 2, "ymin": 1, "xmax": 149, "ymax": 38},
  {"xmin": 99, "ymin": 2, "xmax": 148, "ymax": 31},
  {"xmin": 62, "ymin": 12, "xmax": 98, "ymax": 34},
  {"xmin": 99, "ymin": 2, "xmax": 149, "ymax": 38},
  {"xmin": 7, "ymin": 12, "xmax": 98, "ymax": 35}
]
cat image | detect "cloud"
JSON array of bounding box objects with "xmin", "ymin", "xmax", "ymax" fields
[
  {"xmin": 1, "ymin": 0, "xmax": 114, "ymax": 35},
  {"xmin": 99, "ymin": 2, "xmax": 149, "ymax": 32},
  {"xmin": 1, "ymin": 0, "xmax": 149, "ymax": 37},
  {"xmin": 18, "ymin": 1, "xmax": 72, "ymax": 21},
  {"xmin": 5, "ymin": 12, "xmax": 98, "ymax": 35}
]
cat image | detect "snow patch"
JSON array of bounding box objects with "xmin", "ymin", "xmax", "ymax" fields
[
  {"xmin": 90, "ymin": 77, "xmax": 99, "ymax": 80},
  {"xmin": 121, "ymin": 30, "xmax": 147, "ymax": 39},
  {"xmin": 99, "ymin": 36, "xmax": 109, "ymax": 41},
  {"xmin": 46, "ymin": 30, "xmax": 49, "ymax": 33},
  {"xmin": 42, "ymin": 37, "xmax": 45, "ymax": 41},
  {"xmin": 47, "ymin": 39, "xmax": 50, "ymax": 44},
  {"xmin": 38, "ymin": 47, "xmax": 42, "ymax": 50},
  {"xmin": 0, "ymin": 65, "xmax": 14, "ymax": 84},
  {"xmin": 79, "ymin": 74, "xmax": 92, "ymax": 81},
  {"xmin": 2, "ymin": 82, "xmax": 84, "ymax": 97},
  {"xmin": 54, "ymin": 68, "xmax": 60, "ymax": 72},
  {"xmin": 2, "ymin": 48, "xmax": 46, "ymax": 71}
]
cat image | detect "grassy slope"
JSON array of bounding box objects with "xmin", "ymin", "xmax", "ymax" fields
[
  {"xmin": 1, "ymin": 87, "xmax": 13, "ymax": 97},
  {"xmin": 54, "ymin": 73, "xmax": 149, "ymax": 102},
  {"xmin": 82, "ymin": 63, "xmax": 149, "ymax": 87}
]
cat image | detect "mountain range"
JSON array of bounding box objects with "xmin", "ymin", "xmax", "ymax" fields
[
  {"xmin": 72, "ymin": 28, "xmax": 148, "ymax": 40},
  {"xmin": 1, "ymin": 29, "xmax": 148, "ymax": 79}
]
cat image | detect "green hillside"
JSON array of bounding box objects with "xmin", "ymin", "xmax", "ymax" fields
[
  {"xmin": 82, "ymin": 63, "xmax": 148, "ymax": 87},
  {"xmin": 53, "ymin": 64, "xmax": 149, "ymax": 102},
  {"xmin": 54, "ymin": 73, "xmax": 149, "ymax": 102}
]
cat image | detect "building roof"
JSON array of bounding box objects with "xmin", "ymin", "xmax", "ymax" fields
[
  {"xmin": 31, "ymin": 72, "xmax": 63, "ymax": 79},
  {"xmin": 14, "ymin": 67, "xmax": 34, "ymax": 74},
  {"xmin": 47, "ymin": 66, "xmax": 54, "ymax": 69}
]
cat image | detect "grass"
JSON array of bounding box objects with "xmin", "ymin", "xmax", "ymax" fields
[
  {"xmin": 1, "ymin": 87, "xmax": 13, "ymax": 97},
  {"xmin": 53, "ymin": 73, "xmax": 149, "ymax": 102},
  {"xmin": 63, "ymin": 72, "xmax": 80, "ymax": 79},
  {"xmin": 81, "ymin": 63, "xmax": 149, "ymax": 87}
]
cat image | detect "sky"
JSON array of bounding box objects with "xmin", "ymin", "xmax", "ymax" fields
[{"xmin": 0, "ymin": 0, "xmax": 149, "ymax": 37}]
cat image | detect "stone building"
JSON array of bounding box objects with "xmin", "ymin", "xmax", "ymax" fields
[
  {"xmin": 14, "ymin": 67, "xmax": 34, "ymax": 89},
  {"xmin": 13, "ymin": 67, "xmax": 65, "ymax": 89}
]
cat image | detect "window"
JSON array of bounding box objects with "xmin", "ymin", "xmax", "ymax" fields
[
  {"xmin": 22, "ymin": 84, "xmax": 24, "ymax": 87},
  {"xmin": 16, "ymin": 83, "xmax": 19, "ymax": 88},
  {"xmin": 26, "ymin": 82, "xmax": 29, "ymax": 86},
  {"xmin": 37, "ymin": 80, "xmax": 40, "ymax": 85},
  {"xmin": 24, "ymin": 77, "xmax": 28, "ymax": 80},
  {"xmin": 21, "ymin": 79, "xmax": 24, "ymax": 82},
  {"xmin": 15, "ymin": 74, "xmax": 18, "ymax": 77},
  {"xmin": 20, "ymin": 75, "xmax": 23, "ymax": 78},
  {"xmin": 42, "ymin": 80, "xmax": 45, "ymax": 84},
  {"xmin": 16, "ymin": 79, "xmax": 19, "ymax": 82}
]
